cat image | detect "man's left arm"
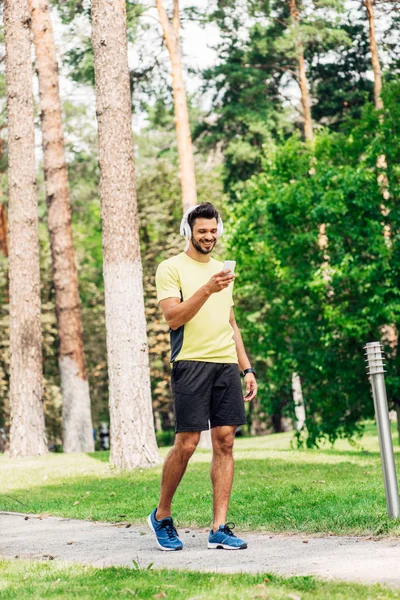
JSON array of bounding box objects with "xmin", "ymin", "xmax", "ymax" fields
[{"xmin": 230, "ymin": 307, "xmax": 257, "ymax": 402}]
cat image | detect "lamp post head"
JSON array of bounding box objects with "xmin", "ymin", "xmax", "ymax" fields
[{"xmin": 364, "ymin": 342, "xmax": 386, "ymax": 376}]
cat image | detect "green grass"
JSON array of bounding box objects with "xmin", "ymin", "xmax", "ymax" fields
[
  {"xmin": 1, "ymin": 421, "xmax": 400, "ymax": 536},
  {"xmin": 1, "ymin": 559, "xmax": 399, "ymax": 600}
]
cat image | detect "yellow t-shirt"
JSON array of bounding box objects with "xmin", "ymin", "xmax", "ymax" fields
[{"xmin": 156, "ymin": 252, "xmax": 238, "ymax": 363}]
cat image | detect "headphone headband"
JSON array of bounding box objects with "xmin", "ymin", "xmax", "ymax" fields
[{"xmin": 180, "ymin": 205, "xmax": 224, "ymax": 241}]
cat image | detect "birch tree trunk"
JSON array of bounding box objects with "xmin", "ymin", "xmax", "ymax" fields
[
  {"xmin": 289, "ymin": 0, "xmax": 313, "ymax": 142},
  {"xmin": 156, "ymin": 0, "xmax": 197, "ymax": 213},
  {"xmin": 30, "ymin": 0, "xmax": 94, "ymax": 453},
  {"xmin": 292, "ymin": 372, "xmax": 306, "ymax": 431},
  {"xmin": 4, "ymin": 0, "xmax": 47, "ymax": 457},
  {"xmin": 91, "ymin": 0, "xmax": 161, "ymax": 469},
  {"xmin": 364, "ymin": 0, "xmax": 383, "ymax": 110}
]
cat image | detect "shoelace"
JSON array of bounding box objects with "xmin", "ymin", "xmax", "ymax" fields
[
  {"xmin": 160, "ymin": 519, "xmax": 179, "ymax": 540},
  {"xmin": 221, "ymin": 522, "xmax": 236, "ymax": 537}
]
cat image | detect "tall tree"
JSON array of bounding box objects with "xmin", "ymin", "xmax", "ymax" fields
[
  {"xmin": 91, "ymin": 0, "xmax": 161, "ymax": 468},
  {"xmin": 288, "ymin": 0, "xmax": 313, "ymax": 141},
  {"xmin": 155, "ymin": 0, "xmax": 197, "ymax": 213},
  {"xmin": 30, "ymin": 0, "xmax": 94, "ymax": 453},
  {"xmin": 4, "ymin": 0, "xmax": 47, "ymax": 456},
  {"xmin": 364, "ymin": 0, "xmax": 383, "ymax": 109}
]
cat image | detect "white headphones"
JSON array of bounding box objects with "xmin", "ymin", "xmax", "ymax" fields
[{"xmin": 180, "ymin": 204, "xmax": 224, "ymax": 241}]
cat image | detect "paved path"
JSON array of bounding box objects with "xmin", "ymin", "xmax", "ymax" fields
[{"xmin": 1, "ymin": 512, "xmax": 400, "ymax": 588}]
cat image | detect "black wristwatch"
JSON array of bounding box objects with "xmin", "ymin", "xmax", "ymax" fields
[{"xmin": 242, "ymin": 368, "xmax": 256, "ymax": 378}]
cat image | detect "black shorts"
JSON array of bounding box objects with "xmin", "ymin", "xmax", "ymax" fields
[{"xmin": 171, "ymin": 360, "xmax": 247, "ymax": 433}]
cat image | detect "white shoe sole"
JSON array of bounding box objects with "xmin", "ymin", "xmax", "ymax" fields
[
  {"xmin": 208, "ymin": 542, "xmax": 247, "ymax": 550},
  {"xmin": 147, "ymin": 514, "xmax": 183, "ymax": 551}
]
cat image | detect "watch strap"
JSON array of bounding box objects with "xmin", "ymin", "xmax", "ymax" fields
[{"xmin": 242, "ymin": 367, "xmax": 256, "ymax": 378}]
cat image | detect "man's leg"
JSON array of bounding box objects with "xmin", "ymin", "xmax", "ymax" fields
[
  {"xmin": 156, "ymin": 431, "xmax": 201, "ymax": 520},
  {"xmin": 210, "ymin": 425, "xmax": 236, "ymax": 532}
]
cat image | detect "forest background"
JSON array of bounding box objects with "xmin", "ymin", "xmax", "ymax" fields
[{"xmin": 0, "ymin": 0, "xmax": 400, "ymax": 451}]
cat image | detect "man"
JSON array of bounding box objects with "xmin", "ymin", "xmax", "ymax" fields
[{"xmin": 148, "ymin": 202, "xmax": 257, "ymax": 551}]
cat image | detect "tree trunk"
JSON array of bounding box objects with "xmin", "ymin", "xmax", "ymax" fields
[
  {"xmin": 289, "ymin": 0, "xmax": 313, "ymax": 142},
  {"xmin": 30, "ymin": 0, "xmax": 94, "ymax": 453},
  {"xmin": 91, "ymin": 0, "xmax": 161, "ymax": 469},
  {"xmin": 365, "ymin": 0, "xmax": 383, "ymax": 110},
  {"xmin": 292, "ymin": 371, "xmax": 306, "ymax": 431},
  {"xmin": 4, "ymin": 0, "xmax": 47, "ymax": 457},
  {"xmin": 197, "ymin": 427, "xmax": 212, "ymax": 449},
  {"xmin": 0, "ymin": 203, "xmax": 8, "ymax": 258},
  {"xmin": 156, "ymin": 0, "xmax": 197, "ymax": 213}
]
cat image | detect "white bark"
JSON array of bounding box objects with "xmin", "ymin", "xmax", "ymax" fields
[
  {"xmin": 104, "ymin": 262, "xmax": 162, "ymax": 469},
  {"xmin": 198, "ymin": 428, "xmax": 212, "ymax": 449},
  {"xmin": 292, "ymin": 372, "xmax": 306, "ymax": 431},
  {"xmin": 60, "ymin": 356, "xmax": 94, "ymax": 453}
]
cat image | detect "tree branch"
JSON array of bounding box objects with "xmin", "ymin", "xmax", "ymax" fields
[
  {"xmin": 155, "ymin": 0, "xmax": 175, "ymax": 55},
  {"xmin": 172, "ymin": 0, "xmax": 180, "ymax": 35}
]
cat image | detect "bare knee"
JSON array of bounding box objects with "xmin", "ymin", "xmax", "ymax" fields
[
  {"xmin": 212, "ymin": 429, "xmax": 235, "ymax": 456},
  {"xmin": 174, "ymin": 432, "xmax": 200, "ymax": 460}
]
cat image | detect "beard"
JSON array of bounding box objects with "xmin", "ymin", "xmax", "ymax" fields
[{"xmin": 192, "ymin": 236, "xmax": 217, "ymax": 255}]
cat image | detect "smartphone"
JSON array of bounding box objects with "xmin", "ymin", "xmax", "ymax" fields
[{"xmin": 223, "ymin": 260, "xmax": 236, "ymax": 274}]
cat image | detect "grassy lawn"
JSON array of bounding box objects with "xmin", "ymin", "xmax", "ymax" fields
[
  {"xmin": 1, "ymin": 421, "xmax": 400, "ymax": 536},
  {"xmin": 1, "ymin": 559, "xmax": 399, "ymax": 600}
]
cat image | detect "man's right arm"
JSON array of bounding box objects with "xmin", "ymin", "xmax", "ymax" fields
[{"xmin": 160, "ymin": 270, "xmax": 235, "ymax": 330}]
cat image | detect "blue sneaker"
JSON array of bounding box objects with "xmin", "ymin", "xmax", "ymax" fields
[
  {"xmin": 208, "ymin": 522, "xmax": 247, "ymax": 550},
  {"xmin": 147, "ymin": 508, "xmax": 183, "ymax": 551}
]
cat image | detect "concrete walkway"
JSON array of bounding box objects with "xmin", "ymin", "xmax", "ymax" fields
[{"xmin": 1, "ymin": 511, "xmax": 400, "ymax": 588}]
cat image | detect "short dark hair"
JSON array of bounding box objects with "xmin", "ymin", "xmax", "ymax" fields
[{"xmin": 187, "ymin": 203, "xmax": 220, "ymax": 232}]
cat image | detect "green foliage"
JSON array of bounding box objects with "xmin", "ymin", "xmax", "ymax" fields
[
  {"xmin": 198, "ymin": 0, "xmax": 364, "ymax": 190},
  {"xmin": 227, "ymin": 82, "xmax": 400, "ymax": 445},
  {"xmin": 197, "ymin": 11, "xmax": 290, "ymax": 192},
  {"xmin": 307, "ymin": 20, "xmax": 373, "ymax": 129}
]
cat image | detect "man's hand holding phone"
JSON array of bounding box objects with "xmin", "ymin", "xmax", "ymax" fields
[{"xmin": 206, "ymin": 260, "xmax": 236, "ymax": 294}]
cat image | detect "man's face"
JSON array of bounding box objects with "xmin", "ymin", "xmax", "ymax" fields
[{"xmin": 191, "ymin": 217, "xmax": 218, "ymax": 255}]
